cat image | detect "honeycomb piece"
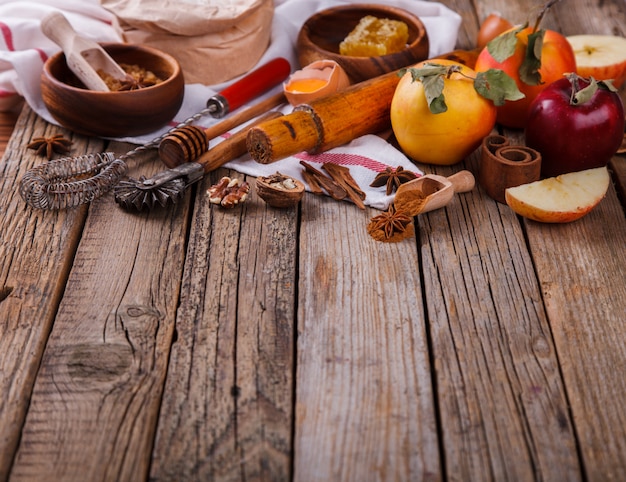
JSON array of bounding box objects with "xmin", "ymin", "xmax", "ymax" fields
[{"xmin": 339, "ymin": 16, "xmax": 409, "ymax": 57}]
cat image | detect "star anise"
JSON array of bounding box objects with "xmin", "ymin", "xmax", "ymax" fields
[
  {"xmin": 367, "ymin": 204, "xmax": 414, "ymax": 243},
  {"xmin": 370, "ymin": 166, "xmax": 418, "ymax": 195},
  {"xmin": 117, "ymin": 75, "xmax": 157, "ymax": 91},
  {"xmin": 26, "ymin": 134, "xmax": 72, "ymax": 159}
]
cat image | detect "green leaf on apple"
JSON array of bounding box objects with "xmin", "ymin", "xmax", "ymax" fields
[
  {"xmin": 421, "ymin": 74, "xmax": 447, "ymax": 113},
  {"xmin": 571, "ymin": 75, "xmax": 599, "ymax": 105},
  {"xmin": 474, "ymin": 69, "xmax": 525, "ymax": 106},
  {"xmin": 402, "ymin": 64, "xmax": 449, "ymax": 113},
  {"xmin": 600, "ymin": 79, "xmax": 619, "ymax": 92},
  {"xmin": 519, "ymin": 29, "xmax": 545, "ymax": 85},
  {"xmin": 486, "ymin": 24, "xmax": 527, "ymax": 62},
  {"xmin": 566, "ymin": 73, "xmax": 619, "ymax": 105}
]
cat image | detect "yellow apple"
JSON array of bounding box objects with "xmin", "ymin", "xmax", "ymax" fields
[
  {"xmin": 504, "ymin": 166, "xmax": 610, "ymax": 223},
  {"xmin": 567, "ymin": 35, "xmax": 626, "ymax": 88},
  {"xmin": 390, "ymin": 59, "xmax": 497, "ymax": 165}
]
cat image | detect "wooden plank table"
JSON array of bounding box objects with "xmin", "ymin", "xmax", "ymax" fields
[{"xmin": 1, "ymin": 0, "xmax": 625, "ymax": 480}]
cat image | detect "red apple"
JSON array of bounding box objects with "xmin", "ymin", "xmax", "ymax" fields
[
  {"xmin": 525, "ymin": 74, "xmax": 625, "ymax": 178},
  {"xmin": 475, "ymin": 25, "xmax": 577, "ymax": 128}
]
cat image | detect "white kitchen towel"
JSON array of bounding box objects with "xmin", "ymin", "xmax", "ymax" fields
[{"xmin": 0, "ymin": 0, "xmax": 462, "ymax": 209}]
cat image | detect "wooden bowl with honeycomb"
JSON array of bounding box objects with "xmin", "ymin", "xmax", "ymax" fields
[{"xmin": 296, "ymin": 4, "xmax": 429, "ymax": 83}]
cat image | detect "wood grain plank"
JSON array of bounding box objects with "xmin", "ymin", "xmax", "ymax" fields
[
  {"xmin": 422, "ymin": 0, "xmax": 586, "ymax": 478},
  {"xmin": 294, "ymin": 195, "xmax": 440, "ymax": 481},
  {"xmin": 150, "ymin": 169, "xmax": 296, "ymax": 481},
  {"xmin": 9, "ymin": 143, "xmax": 189, "ymax": 481},
  {"xmin": 0, "ymin": 107, "xmax": 103, "ymax": 480},
  {"xmin": 501, "ymin": 0, "xmax": 626, "ymax": 478},
  {"xmin": 524, "ymin": 184, "xmax": 626, "ymax": 481},
  {"xmin": 552, "ymin": 0, "xmax": 626, "ymax": 36},
  {"xmin": 0, "ymin": 109, "xmax": 19, "ymax": 159},
  {"xmin": 417, "ymin": 156, "xmax": 581, "ymax": 482}
]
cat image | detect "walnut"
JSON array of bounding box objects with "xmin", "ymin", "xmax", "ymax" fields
[
  {"xmin": 207, "ymin": 176, "xmax": 250, "ymax": 208},
  {"xmin": 256, "ymin": 172, "xmax": 305, "ymax": 208}
]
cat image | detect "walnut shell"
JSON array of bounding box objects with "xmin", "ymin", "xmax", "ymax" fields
[{"xmin": 256, "ymin": 172, "xmax": 305, "ymax": 208}]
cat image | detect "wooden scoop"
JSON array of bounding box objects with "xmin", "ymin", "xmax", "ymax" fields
[
  {"xmin": 41, "ymin": 11, "xmax": 128, "ymax": 91},
  {"xmin": 394, "ymin": 170, "xmax": 475, "ymax": 216}
]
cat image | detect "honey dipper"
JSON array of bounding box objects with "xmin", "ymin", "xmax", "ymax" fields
[
  {"xmin": 158, "ymin": 92, "xmax": 286, "ymax": 168},
  {"xmin": 394, "ymin": 171, "xmax": 476, "ymax": 216}
]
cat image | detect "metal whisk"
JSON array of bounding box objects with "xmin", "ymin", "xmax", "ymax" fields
[
  {"xmin": 19, "ymin": 152, "xmax": 124, "ymax": 210},
  {"xmin": 19, "ymin": 121, "xmax": 191, "ymax": 210}
]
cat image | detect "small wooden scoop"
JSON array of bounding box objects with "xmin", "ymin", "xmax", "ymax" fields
[
  {"xmin": 394, "ymin": 170, "xmax": 475, "ymax": 216},
  {"xmin": 41, "ymin": 11, "xmax": 128, "ymax": 91}
]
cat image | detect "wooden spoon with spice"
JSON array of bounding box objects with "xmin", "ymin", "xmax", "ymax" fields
[{"xmin": 394, "ymin": 170, "xmax": 475, "ymax": 216}]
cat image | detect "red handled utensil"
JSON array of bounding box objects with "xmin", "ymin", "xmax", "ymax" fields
[{"xmin": 205, "ymin": 57, "xmax": 291, "ymax": 118}]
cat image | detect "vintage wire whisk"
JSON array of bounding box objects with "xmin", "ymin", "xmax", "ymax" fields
[{"xmin": 18, "ymin": 116, "xmax": 204, "ymax": 210}]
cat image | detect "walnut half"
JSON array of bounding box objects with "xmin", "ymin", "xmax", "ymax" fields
[
  {"xmin": 255, "ymin": 172, "xmax": 305, "ymax": 208},
  {"xmin": 207, "ymin": 176, "xmax": 250, "ymax": 208}
]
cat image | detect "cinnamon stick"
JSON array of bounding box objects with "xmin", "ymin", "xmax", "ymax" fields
[
  {"xmin": 479, "ymin": 135, "xmax": 542, "ymax": 204},
  {"xmin": 299, "ymin": 161, "xmax": 346, "ymax": 200},
  {"xmin": 301, "ymin": 170, "xmax": 324, "ymax": 195},
  {"xmin": 322, "ymin": 163, "xmax": 366, "ymax": 209}
]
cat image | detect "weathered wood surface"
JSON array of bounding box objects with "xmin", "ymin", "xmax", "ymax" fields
[
  {"xmin": 150, "ymin": 169, "xmax": 297, "ymax": 481},
  {"xmin": 0, "ymin": 0, "xmax": 625, "ymax": 480},
  {"xmin": 6, "ymin": 127, "xmax": 191, "ymax": 480},
  {"xmin": 294, "ymin": 196, "xmax": 439, "ymax": 481},
  {"xmin": 0, "ymin": 110, "xmax": 98, "ymax": 481}
]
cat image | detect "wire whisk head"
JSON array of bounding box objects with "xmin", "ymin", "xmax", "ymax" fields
[{"xmin": 19, "ymin": 152, "xmax": 127, "ymax": 210}]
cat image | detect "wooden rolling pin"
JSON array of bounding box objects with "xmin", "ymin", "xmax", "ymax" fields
[{"xmin": 246, "ymin": 70, "xmax": 401, "ymax": 164}]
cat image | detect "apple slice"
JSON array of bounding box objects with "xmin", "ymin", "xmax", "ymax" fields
[
  {"xmin": 566, "ymin": 34, "xmax": 626, "ymax": 88},
  {"xmin": 504, "ymin": 167, "xmax": 610, "ymax": 223}
]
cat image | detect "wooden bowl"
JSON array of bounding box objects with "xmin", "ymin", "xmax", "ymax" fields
[
  {"xmin": 41, "ymin": 43, "xmax": 184, "ymax": 138},
  {"xmin": 296, "ymin": 4, "xmax": 430, "ymax": 83}
]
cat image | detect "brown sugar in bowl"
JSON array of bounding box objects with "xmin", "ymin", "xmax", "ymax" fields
[
  {"xmin": 296, "ymin": 4, "xmax": 430, "ymax": 83},
  {"xmin": 41, "ymin": 43, "xmax": 184, "ymax": 138}
]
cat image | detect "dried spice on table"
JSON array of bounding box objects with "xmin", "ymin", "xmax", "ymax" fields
[
  {"xmin": 367, "ymin": 204, "xmax": 414, "ymax": 242},
  {"xmin": 322, "ymin": 162, "xmax": 366, "ymax": 209},
  {"xmin": 26, "ymin": 134, "xmax": 72, "ymax": 159},
  {"xmin": 393, "ymin": 182, "xmax": 429, "ymax": 216},
  {"xmin": 299, "ymin": 160, "xmax": 347, "ymax": 200},
  {"xmin": 98, "ymin": 63, "xmax": 162, "ymax": 91},
  {"xmin": 369, "ymin": 165, "xmax": 417, "ymax": 195}
]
